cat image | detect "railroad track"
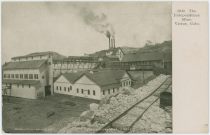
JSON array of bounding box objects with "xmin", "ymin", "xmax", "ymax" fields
[{"xmin": 96, "ymin": 76, "xmax": 172, "ymax": 133}]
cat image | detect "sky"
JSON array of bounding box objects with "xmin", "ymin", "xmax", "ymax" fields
[{"xmin": 2, "ymin": 2, "xmax": 172, "ymax": 63}]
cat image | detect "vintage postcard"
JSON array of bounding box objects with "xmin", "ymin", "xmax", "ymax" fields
[{"xmin": 1, "ymin": 1, "xmax": 208, "ymax": 133}]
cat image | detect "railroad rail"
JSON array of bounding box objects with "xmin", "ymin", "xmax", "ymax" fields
[{"xmin": 96, "ymin": 76, "xmax": 172, "ymax": 133}]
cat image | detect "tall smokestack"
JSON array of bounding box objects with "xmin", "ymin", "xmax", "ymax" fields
[
  {"xmin": 109, "ymin": 35, "xmax": 115, "ymax": 49},
  {"xmin": 106, "ymin": 31, "xmax": 111, "ymax": 49},
  {"xmin": 113, "ymin": 38, "xmax": 115, "ymax": 48}
]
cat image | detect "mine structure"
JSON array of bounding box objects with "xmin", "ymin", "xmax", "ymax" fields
[{"xmin": 53, "ymin": 56, "xmax": 102, "ymax": 77}]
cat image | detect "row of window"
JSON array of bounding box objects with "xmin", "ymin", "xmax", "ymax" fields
[
  {"xmin": 4, "ymin": 74, "xmax": 39, "ymax": 80},
  {"xmin": 76, "ymin": 88, "xmax": 96, "ymax": 95},
  {"xmin": 56, "ymin": 86, "xmax": 72, "ymax": 92},
  {"xmin": 5, "ymin": 83, "xmax": 31, "ymax": 88},
  {"xmin": 122, "ymin": 80, "xmax": 131, "ymax": 87},
  {"xmin": 55, "ymin": 86, "xmax": 96, "ymax": 96},
  {"xmin": 102, "ymin": 88, "xmax": 118, "ymax": 95}
]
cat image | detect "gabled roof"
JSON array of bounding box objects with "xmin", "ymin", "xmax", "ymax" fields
[
  {"xmin": 62, "ymin": 72, "xmax": 84, "ymax": 84},
  {"xmin": 3, "ymin": 60, "xmax": 47, "ymax": 70},
  {"xmin": 56, "ymin": 69, "xmax": 129, "ymax": 90},
  {"xmin": 75, "ymin": 69, "xmax": 128, "ymax": 89},
  {"xmin": 119, "ymin": 47, "xmax": 139, "ymax": 54},
  {"xmin": 55, "ymin": 72, "xmax": 85, "ymax": 84},
  {"xmin": 12, "ymin": 51, "xmax": 66, "ymax": 60}
]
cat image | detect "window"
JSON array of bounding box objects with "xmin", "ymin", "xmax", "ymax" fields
[
  {"xmin": 3, "ymin": 74, "xmax": 6, "ymax": 78},
  {"xmin": 8, "ymin": 74, "xmax": 10, "ymax": 78},
  {"xmin": 56, "ymin": 86, "xmax": 58, "ymax": 90},
  {"xmin": 15, "ymin": 74, "xmax": 19, "ymax": 79},
  {"xmin": 113, "ymin": 88, "xmax": 115, "ymax": 93},
  {"xmin": 88, "ymin": 90, "xmax": 90, "ymax": 95},
  {"xmin": 24, "ymin": 74, "xmax": 28, "ymax": 79},
  {"xmin": 60, "ymin": 86, "xmax": 62, "ymax": 91},
  {"xmin": 34, "ymin": 74, "xmax": 38, "ymax": 79},
  {"xmin": 20, "ymin": 74, "xmax": 23, "ymax": 79},
  {"xmin": 31, "ymin": 56, "xmax": 33, "ymax": 60},
  {"xmin": 77, "ymin": 88, "xmax": 79, "ymax": 93},
  {"xmin": 64, "ymin": 87, "xmax": 66, "ymax": 91},
  {"xmin": 103, "ymin": 90, "xmax": 105, "ymax": 95},
  {"xmin": 40, "ymin": 56, "xmax": 42, "ymax": 59},
  {"xmin": 108, "ymin": 89, "xmax": 110, "ymax": 94},
  {"xmin": 42, "ymin": 76, "xmax": 44, "ymax": 79},
  {"xmin": 29, "ymin": 74, "xmax": 33, "ymax": 79},
  {"xmin": 93, "ymin": 90, "xmax": 96, "ymax": 95},
  {"xmin": 11, "ymin": 74, "xmax": 14, "ymax": 78},
  {"xmin": 29, "ymin": 84, "xmax": 31, "ymax": 88},
  {"xmin": 81, "ymin": 89, "xmax": 84, "ymax": 94},
  {"xmin": 70, "ymin": 86, "xmax": 72, "ymax": 90},
  {"xmin": 68, "ymin": 87, "xmax": 70, "ymax": 92}
]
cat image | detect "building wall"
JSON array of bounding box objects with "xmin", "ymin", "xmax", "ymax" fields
[
  {"xmin": 73, "ymin": 75, "xmax": 102, "ymax": 100},
  {"xmin": 3, "ymin": 69, "xmax": 48, "ymax": 86},
  {"xmin": 36, "ymin": 85, "xmax": 45, "ymax": 98},
  {"xmin": 3, "ymin": 65, "xmax": 49, "ymax": 99},
  {"xmin": 2, "ymin": 83, "xmax": 37, "ymax": 99},
  {"xmin": 101, "ymin": 87, "xmax": 120, "ymax": 98},
  {"xmin": 121, "ymin": 73, "xmax": 132, "ymax": 88},
  {"xmin": 54, "ymin": 75, "xmax": 102, "ymax": 100},
  {"xmin": 54, "ymin": 76, "xmax": 74, "ymax": 95}
]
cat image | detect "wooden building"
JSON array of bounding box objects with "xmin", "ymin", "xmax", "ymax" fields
[
  {"xmin": 54, "ymin": 70, "xmax": 132, "ymax": 100},
  {"xmin": 4, "ymin": 51, "xmax": 66, "ymax": 96},
  {"xmin": 2, "ymin": 60, "xmax": 50, "ymax": 99}
]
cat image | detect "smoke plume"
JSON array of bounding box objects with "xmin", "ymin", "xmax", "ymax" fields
[{"xmin": 79, "ymin": 8, "xmax": 115, "ymax": 38}]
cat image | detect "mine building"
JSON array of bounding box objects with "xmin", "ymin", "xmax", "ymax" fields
[
  {"xmin": 54, "ymin": 69, "xmax": 132, "ymax": 100},
  {"xmin": 52, "ymin": 56, "xmax": 101, "ymax": 78},
  {"xmin": 2, "ymin": 60, "xmax": 49, "ymax": 99},
  {"xmin": 105, "ymin": 51, "xmax": 172, "ymax": 73},
  {"xmin": 2, "ymin": 51, "xmax": 66, "ymax": 98},
  {"xmin": 89, "ymin": 46, "xmax": 139, "ymax": 62}
]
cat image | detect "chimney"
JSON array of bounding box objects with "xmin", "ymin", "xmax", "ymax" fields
[
  {"xmin": 112, "ymin": 37, "xmax": 115, "ymax": 48},
  {"xmin": 109, "ymin": 35, "xmax": 115, "ymax": 49}
]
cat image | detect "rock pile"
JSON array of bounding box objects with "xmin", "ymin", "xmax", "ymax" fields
[
  {"xmin": 94, "ymin": 74, "xmax": 169, "ymax": 121},
  {"xmin": 131, "ymin": 100, "xmax": 172, "ymax": 133},
  {"xmin": 58, "ymin": 74, "xmax": 170, "ymax": 133}
]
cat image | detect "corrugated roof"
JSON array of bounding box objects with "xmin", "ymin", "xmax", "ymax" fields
[
  {"xmin": 3, "ymin": 60, "xmax": 47, "ymax": 70},
  {"xmin": 2, "ymin": 79, "xmax": 40, "ymax": 85}
]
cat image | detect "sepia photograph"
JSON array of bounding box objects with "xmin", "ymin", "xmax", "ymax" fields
[{"xmin": 2, "ymin": 2, "xmax": 172, "ymax": 133}]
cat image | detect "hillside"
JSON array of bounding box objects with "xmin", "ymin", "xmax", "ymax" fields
[{"xmin": 137, "ymin": 40, "xmax": 172, "ymax": 54}]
